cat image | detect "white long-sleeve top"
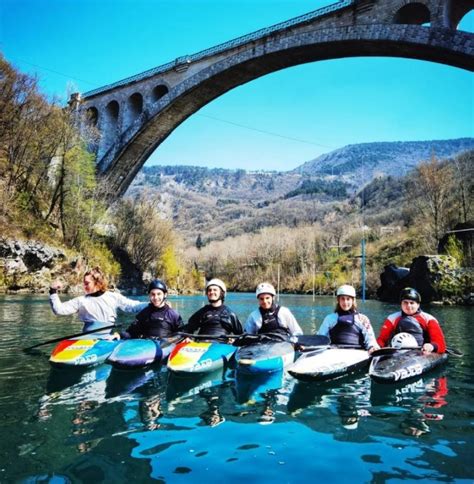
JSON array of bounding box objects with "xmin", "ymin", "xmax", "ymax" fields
[
  {"xmin": 245, "ymin": 306, "xmax": 303, "ymax": 336},
  {"xmin": 49, "ymin": 291, "xmax": 147, "ymax": 327}
]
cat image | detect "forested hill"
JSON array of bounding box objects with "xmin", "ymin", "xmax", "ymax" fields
[
  {"xmin": 293, "ymin": 138, "xmax": 474, "ymax": 184},
  {"xmin": 127, "ymin": 138, "xmax": 473, "ymax": 244}
]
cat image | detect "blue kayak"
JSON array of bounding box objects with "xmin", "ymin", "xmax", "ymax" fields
[
  {"xmin": 49, "ymin": 339, "xmax": 118, "ymax": 368},
  {"xmin": 107, "ymin": 339, "xmax": 164, "ymax": 370},
  {"xmin": 235, "ymin": 341, "xmax": 295, "ymax": 375}
]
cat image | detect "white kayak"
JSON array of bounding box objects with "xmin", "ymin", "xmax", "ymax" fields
[{"xmin": 288, "ymin": 347, "xmax": 370, "ymax": 381}]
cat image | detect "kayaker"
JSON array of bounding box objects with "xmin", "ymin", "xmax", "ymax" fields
[
  {"xmin": 49, "ymin": 266, "xmax": 147, "ymax": 337},
  {"xmin": 185, "ymin": 278, "xmax": 243, "ymax": 337},
  {"xmin": 120, "ymin": 279, "xmax": 183, "ymax": 339},
  {"xmin": 317, "ymin": 284, "xmax": 378, "ymax": 351},
  {"xmin": 244, "ymin": 283, "xmax": 303, "ymax": 340},
  {"xmin": 377, "ymin": 287, "xmax": 446, "ymax": 353}
]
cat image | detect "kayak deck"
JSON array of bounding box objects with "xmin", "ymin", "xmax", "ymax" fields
[
  {"xmin": 236, "ymin": 341, "xmax": 295, "ymax": 375},
  {"xmin": 167, "ymin": 340, "xmax": 236, "ymax": 375},
  {"xmin": 288, "ymin": 347, "xmax": 370, "ymax": 382},
  {"xmin": 107, "ymin": 339, "xmax": 164, "ymax": 370},
  {"xmin": 49, "ymin": 339, "xmax": 118, "ymax": 368},
  {"xmin": 369, "ymin": 349, "xmax": 448, "ymax": 383}
]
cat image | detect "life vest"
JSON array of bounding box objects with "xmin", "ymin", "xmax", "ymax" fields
[
  {"xmin": 393, "ymin": 315, "xmax": 425, "ymax": 346},
  {"xmin": 136, "ymin": 305, "xmax": 179, "ymax": 339},
  {"xmin": 199, "ymin": 306, "xmax": 235, "ymax": 336},
  {"xmin": 258, "ymin": 305, "xmax": 289, "ymax": 341},
  {"xmin": 329, "ymin": 312, "xmax": 364, "ymax": 347}
]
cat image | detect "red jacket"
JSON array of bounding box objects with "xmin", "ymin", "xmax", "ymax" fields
[{"xmin": 377, "ymin": 311, "xmax": 446, "ymax": 353}]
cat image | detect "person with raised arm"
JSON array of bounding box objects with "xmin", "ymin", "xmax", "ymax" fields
[{"xmin": 49, "ymin": 266, "xmax": 147, "ymax": 337}]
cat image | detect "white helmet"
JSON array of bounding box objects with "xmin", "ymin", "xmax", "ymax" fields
[
  {"xmin": 391, "ymin": 332, "xmax": 418, "ymax": 349},
  {"xmin": 336, "ymin": 284, "xmax": 356, "ymax": 298},
  {"xmin": 256, "ymin": 283, "xmax": 276, "ymax": 297},
  {"xmin": 205, "ymin": 278, "xmax": 226, "ymax": 294}
]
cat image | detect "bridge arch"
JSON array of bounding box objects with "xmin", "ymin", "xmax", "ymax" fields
[
  {"xmin": 101, "ymin": 100, "xmax": 120, "ymax": 155},
  {"xmin": 393, "ymin": 2, "xmax": 431, "ymax": 25},
  {"xmin": 86, "ymin": 106, "xmax": 99, "ymax": 127},
  {"xmin": 454, "ymin": 4, "xmax": 474, "ymax": 30},
  {"xmin": 124, "ymin": 92, "xmax": 143, "ymax": 129},
  {"xmin": 94, "ymin": 24, "xmax": 473, "ymax": 198},
  {"xmin": 151, "ymin": 84, "xmax": 169, "ymax": 104}
]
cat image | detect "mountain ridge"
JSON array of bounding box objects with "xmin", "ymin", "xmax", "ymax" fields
[
  {"xmin": 127, "ymin": 138, "xmax": 473, "ymax": 244},
  {"xmin": 292, "ymin": 138, "xmax": 474, "ymax": 183}
]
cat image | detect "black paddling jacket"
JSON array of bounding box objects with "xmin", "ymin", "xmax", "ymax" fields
[
  {"xmin": 121, "ymin": 304, "xmax": 183, "ymax": 339},
  {"xmin": 185, "ymin": 304, "xmax": 243, "ymax": 336}
]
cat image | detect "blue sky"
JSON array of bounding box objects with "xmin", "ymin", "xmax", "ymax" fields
[{"xmin": 2, "ymin": 0, "xmax": 473, "ymax": 171}]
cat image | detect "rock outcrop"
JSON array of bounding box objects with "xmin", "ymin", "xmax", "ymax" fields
[
  {"xmin": 0, "ymin": 238, "xmax": 146, "ymax": 295},
  {"xmin": 378, "ymin": 255, "xmax": 473, "ymax": 305},
  {"xmin": 0, "ymin": 238, "xmax": 67, "ymax": 293},
  {"xmin": 377, "ymin": 264, "xmax": 410, "ymax": 302}
]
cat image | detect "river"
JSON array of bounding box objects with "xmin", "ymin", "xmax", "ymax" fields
[{"xmin": 0, "ymin": 293, "xmax": 472, "ymax": 483}]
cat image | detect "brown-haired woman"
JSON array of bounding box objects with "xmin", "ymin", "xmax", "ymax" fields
[{"xmin": 49, "ymin": 266, "xmax": 147, "ymax": 337}]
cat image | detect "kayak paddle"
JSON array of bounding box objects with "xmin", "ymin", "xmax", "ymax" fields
[
  {"xmin": 371, "ymin": 346, "xmax": 463, "ymax": 358},
  {"xmin": 23, "ymin": 324, "xmax": 119, "ymax": 352},
  {"xmin": 176, "ymin": 332, "xmax": 240, "ymax": 341}
]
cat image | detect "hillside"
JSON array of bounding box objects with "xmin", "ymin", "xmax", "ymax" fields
[{"xmin": 126, "ymin": 138, "xmax": 473, "ymax": 244}]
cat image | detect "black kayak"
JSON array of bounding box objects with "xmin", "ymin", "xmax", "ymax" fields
[{"xmin": 369, "ymin": 349, "xmax": 448, "ymax": 383}]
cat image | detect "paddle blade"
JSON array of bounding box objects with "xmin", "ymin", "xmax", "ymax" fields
[{"xmin": 446, "ymin": 347, "xmax": 463, "ymax": 357}]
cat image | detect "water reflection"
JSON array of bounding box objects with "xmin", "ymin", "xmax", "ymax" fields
[
  {"xmin": 370, "ymin": 370, "xmax": 449, "ymax": 438},
  {"xmin": 288, "ymin": 375, "xmax": 372, "ymax": 436},
  {"xmin": 40, "ymin": 365, "xmax": 112, "ymax": 408}
]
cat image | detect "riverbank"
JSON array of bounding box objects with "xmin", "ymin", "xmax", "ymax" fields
[{"xmin": 1, "ymin": 237, "xmax": 472, "ymax": 305}]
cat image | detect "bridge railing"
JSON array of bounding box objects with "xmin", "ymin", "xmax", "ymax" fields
[{"xmin": 84, "ymin": 0, "xmax": 353, "ymax": 98}]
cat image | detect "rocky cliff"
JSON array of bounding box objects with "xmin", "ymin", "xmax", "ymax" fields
[{"xmin": 0, "ymin": 238, "xmax": 81, "ymax": 293}]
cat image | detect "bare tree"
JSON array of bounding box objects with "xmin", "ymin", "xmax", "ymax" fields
[
  {"xmin": 113, "ymin": 196, "xmax": 175, "ymax": 274},
  {"xmin": 412, "ymin": 154, "xmax": 454, "ymax": 245},
  {"xmin": 452, "ymin": 150, "xmax": 473, "ymax": 224}
]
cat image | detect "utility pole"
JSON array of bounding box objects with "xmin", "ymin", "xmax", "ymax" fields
[
  {"xmin": 361, "ymin": 237, "xmax": 366, "ymax": 302},
  {"xmin": 277, "ymin": 263, "xmax": 281, "ymax": 302}
]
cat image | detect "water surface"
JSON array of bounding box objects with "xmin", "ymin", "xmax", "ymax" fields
[{"xmin": 0, "ymin": 293, "xmax": 472, "ymax": 482}]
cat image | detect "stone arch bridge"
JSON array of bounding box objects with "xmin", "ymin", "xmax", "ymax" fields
[{"xmin": 73, "ymin": 0, "xmax": 474, "ymax": 201}]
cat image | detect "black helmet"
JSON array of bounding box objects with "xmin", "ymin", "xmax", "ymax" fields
[
  {"xmin": 399, "ymin": 287, "xmax": 421, "ymax": 303},
  {"xmin": 148, "ymin": 279, "xmax": 167, "ymax": 293}
]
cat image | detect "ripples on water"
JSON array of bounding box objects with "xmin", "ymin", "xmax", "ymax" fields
[{"xmin": 0, "ymin": 294, "xmax": 472, "ymax": 483}]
